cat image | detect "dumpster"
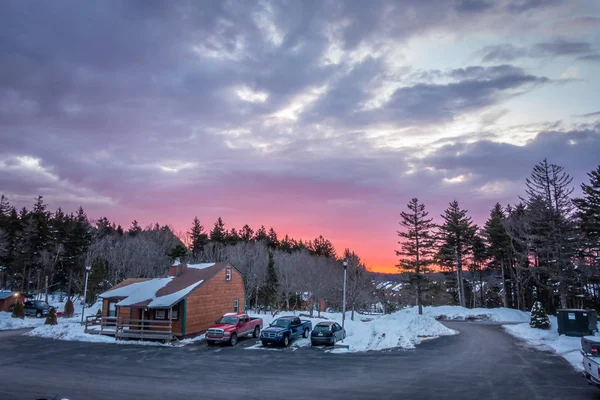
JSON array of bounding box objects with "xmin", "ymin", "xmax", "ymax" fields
[{"xmin": 557, "ymin": 309, "xmax": 598, "ymax": 337}]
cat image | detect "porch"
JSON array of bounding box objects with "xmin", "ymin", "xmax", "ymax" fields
[{"xmin": 85, "ymin": 304, "xmax": 181, "ymax": 341}]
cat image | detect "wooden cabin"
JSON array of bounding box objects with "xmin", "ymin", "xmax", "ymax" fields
[
  {"xmin": 0, "ymin": 291, "xmax": 22, "ymax": 312},
  {"xmin": 95, "ymin": 261, "xmax": 244, "ymax": 341}
]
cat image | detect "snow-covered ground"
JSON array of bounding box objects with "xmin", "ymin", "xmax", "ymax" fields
[
  {"xmin": 248, "ymin": 309, "xmax": 458, "ymax": 353},
  {"xmin": 0, "ymin": 312, "xmax": 47, "ymax": 330},
  {"xmin": 404, "ymin": 306, "xmax": 530, "ymax": 323},
  {"xmin": 503, "ymin": 316, "xmax": 594, "ymax": 371}
]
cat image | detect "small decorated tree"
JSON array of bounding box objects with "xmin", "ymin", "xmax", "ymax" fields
[
  {"xmin": 11, "ymin": 302, "xmax": 25, "ymax": 319},
  {"xmin": 63, "ymin": 299, "xmax": 75, "ymax": 318},
  {"xmin": 45, "ymin": 307, "xmax": 57, "ymax": 325},
  {"xmin": 530, "ymin": 301, "xmax": 550, "ymax": 329}
]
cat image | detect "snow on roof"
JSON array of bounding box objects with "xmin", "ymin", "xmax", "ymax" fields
[
  {"xmin": 100, "ymin": 279, "xmax": 160, "ymax": 299},
  {"xmin": 188, "ymin": 263, "xmax": 216, "ymax": 270},
  {"xmin": 0, "ymin": 290, "xmax": 17, "ymax": 300},
  {"xmin": 172, "ymin": 258, "xmax": 181, "ymax": 267},
  {"xmin": 116, "ymin": 278, "xmax": 174, "ymax": 307},
  {"xmin": 148, "ymin": 280, "xmax": 204, "ymax": 307}
]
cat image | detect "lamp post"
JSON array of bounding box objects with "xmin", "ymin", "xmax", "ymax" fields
[
  {"xmin": 342, "ymin": 258, "xmax": 348, "ymax": 333},
  {"xmin": 81, "ymin": 265, "xmax": 92, "ymax": 324}
]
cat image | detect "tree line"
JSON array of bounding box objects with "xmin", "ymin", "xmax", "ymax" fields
[
  {"xmin": 0, "ymin": 199, "xmax": 374, "ymax": 316},
  {"xmin": 396, "ymin": 160, "xmax": 600, "ymax": 314}
]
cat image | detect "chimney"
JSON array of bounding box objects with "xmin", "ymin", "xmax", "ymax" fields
[{"xmin": 169, "ymin": 258, "xmax": 187, "ymax": 277}]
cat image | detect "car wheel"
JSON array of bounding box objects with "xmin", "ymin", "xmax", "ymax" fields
[
  {"xmin": 302, "ymin": 328, "xmax": 309, "ymax": 338},
  {"xmin": 283, "ymin": 335, "xmax": 290, "ymax": 347},
  {"xmin": 253, "ymin": 326, "xmax": 260, "ymax": 338},
  {"xmin": 229, "ymin": 333, "xmax": 238, "ymax": 346},
  {"xmin": 332, "ymin": 335, "xmax": 337, "ymax": 346},
  {"xmin": 36, "ymin": 311, "xmax": 42, "ymax": 318}
]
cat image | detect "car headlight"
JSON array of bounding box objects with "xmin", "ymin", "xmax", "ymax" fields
[
  {"xmin": 276, "ymin": 332, "xmax": 283, "ymax": 336},
  {"xmin": 223, "ymin": 332, "xmax": 231, "ymax": 336}
]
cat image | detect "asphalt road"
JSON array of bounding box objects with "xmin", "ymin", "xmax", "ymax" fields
[{"xmin": 0, "ymin": 322, "xmax": 598, "ymax": 400}]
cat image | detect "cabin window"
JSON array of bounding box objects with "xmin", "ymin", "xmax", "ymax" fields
[
  {"xmin": 171, "ymin": 304, "xmax": 179, "ymax": 320},
  {"xmin": 107, "ymin": 301, "xmax": 117, "ymax": 317},
  {"xmin": 233, "ymin": 299, "xmax": 239, "ymax": 313},
  {"xmin": 155, "ymin": 309, "xmax": 167, "ymax": 320},
  {"xmin": 225, "ymin": 267, "xmax": 232, "ymax": 281}
]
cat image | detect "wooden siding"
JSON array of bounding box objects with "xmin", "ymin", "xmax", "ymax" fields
[{"xmin": 184, "ymin": 266, "xmax": 245, "ymax": 336}]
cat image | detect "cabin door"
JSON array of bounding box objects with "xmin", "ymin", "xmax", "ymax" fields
[{"xmin": 139, "ymin": 309, "xmax": 150, "ymax": 329}]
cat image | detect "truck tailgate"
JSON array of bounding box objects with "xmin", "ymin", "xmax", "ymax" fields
[{"xmin": 582, "ymin": 352, "xmax": 600, "ymax": 386}]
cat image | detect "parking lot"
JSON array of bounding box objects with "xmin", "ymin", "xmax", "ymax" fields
[{"xmin": 1, "ymin": 323, "xmax": 597, "ymax": 400}]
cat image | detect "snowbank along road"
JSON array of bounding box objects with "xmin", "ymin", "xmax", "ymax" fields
[{"xmin": 0, "ymin": 322, "xmax": 597, "ymax": 400}]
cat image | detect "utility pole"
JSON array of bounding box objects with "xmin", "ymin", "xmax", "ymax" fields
[
  {"xmin": 81, "ymin": 265, "xmax": 92, "ymax": 324},
  {"xmin": 45, "ymin": 275, "xmax": 49, "ymax": 303},
  {"xmin": 342, "ymin": 258, "xmax": 348, "ymax": 335}
]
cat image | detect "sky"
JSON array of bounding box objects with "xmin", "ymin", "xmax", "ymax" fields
[{"xmin": 1, "ymin": 0, "xmax": 599, "ymax": 273}]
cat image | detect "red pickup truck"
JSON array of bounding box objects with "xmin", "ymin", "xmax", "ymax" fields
[{"xmin": 206, "ymin": 313, "xmax": 263, "ymax": 346}]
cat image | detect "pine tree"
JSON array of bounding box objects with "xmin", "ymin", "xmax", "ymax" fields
[
  {"xmin": 188, "ymin": 217, "xmax": 208, "ymax": 257},
  {"xmin": 574, "ymin": 165, "xmax": 600, "ymax": 263},
  {"xmin": 254, "ymin": 225, "xmax": 268, "ymax": 242},
  {"xmin": 11, "ymin": 302, "xmax": 24, "ymax": 319},
  {"xmin": 210, "ymin": 217, "xmax": 226, "ymax": 243},
  {"xmin": 226, "ymin": 228, "xmax": 241, "ymax": 245},
  {"xmin": 128, "ymin": 220, "xmax": 142, "ymax": 236},
  {"xmin": 64, "ymin": 299, "xmax": 75, "ymax": 318},
  {"xmin": 309, "ymin": 235, "xmax": 337, "ymax": 258},
  {"xmin": 437, "ymin": 200, "xmax": 477, "ymax": 307},
  {"xmin": 522, "ymin": 159, "xmax": 576, "ymax": 309},
  {"xmin": 168, "ymin": 244, "xmax": 187, "ymax": 260},
  {"xmin": 279, "ymin": 235, "xmax": 294, "ymax": 253},
  {"xmin": 45, "ymin": 307, "xmax": 57, "ymax": 325},
  {"xmin": 483, "ymin": 203, "xmax": 511, "ymax": 308},
  {"xmin": 529, "ymin": 301, "xmax": 550, "ymax": 329},
  {"xmin": 470, "ymin": 234, "xmax": 488, "ymax": 308},
  {"xmin": 239, "ymin": 224, "xmax": 254, "ymax": 242},
  {"xmin": 396, "ymin": 198, "xmax": 436, "ymax": 315},
  {"xmin": 264, "ymin": 252, "xmax": 279, "ymax": 308},
  {"xmin": 267, "ymin": 227, "xmax": 279, "ymax": 249}
]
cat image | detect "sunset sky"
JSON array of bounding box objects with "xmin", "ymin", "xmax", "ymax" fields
[{"xmin": 1, "ymin": 1, "xmax": 599, "ymax": 273}]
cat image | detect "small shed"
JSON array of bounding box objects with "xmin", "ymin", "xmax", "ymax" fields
[
  {"xmin": 0, "ymin": 291, "xmax": 22, "ymax": 312},
  {"xmin": 96, "ymin": 261, "xmax": 244, "ymax": 340}
]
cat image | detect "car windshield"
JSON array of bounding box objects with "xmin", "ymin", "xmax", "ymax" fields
[
  {"xmin": 270, "ymin": 319, "xmax": 291, "ymax": 328},
  {"xmin": 35, "ymin": 301, "xmax": 47, "ymax": 307},
  {"xmin": 217, "ymin": 316, "xmax": 238, "ymax": 325},
  {"xmin": 314, "ymin": 325, "xmax": 331, "ymax": 332}
]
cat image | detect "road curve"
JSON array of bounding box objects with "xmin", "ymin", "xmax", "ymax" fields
[{"xmin": 0, "ymin": 322, "xmax": 596, "ymax": 400}]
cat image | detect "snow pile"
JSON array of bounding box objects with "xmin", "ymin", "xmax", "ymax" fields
[
  {"xmin": 337, "ymin": 310, "xmax": 458, "ymax": 352},
  {"xmin": 503, "ymin": 315, "xmax": 596, "ymax": 370},
  {"xmin": 248, "ymin": 309, "xmax": 457, "ymax": 352},
  {"xmin": 0, "ymin": 312, "xmax": 46, "ymax": 330},
  {"xmin": 405, "ymin": 306, "xmax": 530, "ymax": 323}
]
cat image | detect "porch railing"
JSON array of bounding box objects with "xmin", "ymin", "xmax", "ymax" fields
[
  {"xmin": 84, "ymin": 316, "xmax": 118, "ymax": 336},
  {"xmin": 115, "ymin": 318, "xmax": 173, "ymax": 341}
]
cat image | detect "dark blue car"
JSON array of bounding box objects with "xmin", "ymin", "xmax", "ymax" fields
[{"xmin": 260, "ymin": 316, "xmax": 312, "ymax": 347}]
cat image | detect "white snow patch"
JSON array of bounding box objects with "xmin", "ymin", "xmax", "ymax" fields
[
  {"xmin": 503, "ymin": 315, "xmax": 596, "ymax": 371},
  {"xmin": 248, "ymin": 310, "xmax": 457, "ymax": 353},
  {"xmin": 187, "ymin": 263, "xmax": 216, "ymax": 270},
  {"xmin": 406, "ymin": 306, "xmax": 530, "ymax": 323},
  {"xmin": 0, "ymin": 312, "xmax": 46, "ymax": 330},
  {"xmin": 148, "ymin": 280, "xmax": 203, "ymax": 307}
]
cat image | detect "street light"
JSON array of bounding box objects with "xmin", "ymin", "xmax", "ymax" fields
[
  {"xmin": 81, "ymin": 265, "xmax": 92, "ymax": 324},
  {"xmin": 342, "ymin": 258, "xmax": 348, "ymax": 334}
]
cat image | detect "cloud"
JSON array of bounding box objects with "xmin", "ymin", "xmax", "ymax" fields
[{"xmin": 480, "ymin": 39, "xmax": 597, "ymax": 62}]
